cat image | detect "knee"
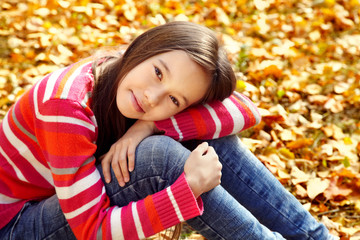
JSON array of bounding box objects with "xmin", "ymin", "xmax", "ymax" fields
[
  {"xmin": 135, "ymin": 135, "xmax": 190, "ymax": 174},
  {"xmin": 137, "ymin": 135, "xmax": 179, "ymax": 158}
]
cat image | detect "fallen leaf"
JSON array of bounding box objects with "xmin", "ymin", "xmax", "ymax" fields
[{"xmin": 307, "ymin": 178, "xmax": 330, "ymax": 199}]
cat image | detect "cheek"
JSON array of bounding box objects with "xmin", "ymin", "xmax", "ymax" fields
[{"xmin": 152, "ymin": 106, "xmax": 179, "ymax": 120}]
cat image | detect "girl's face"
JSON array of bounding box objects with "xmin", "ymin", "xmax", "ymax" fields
[{"xmin": 116, "ymin": 50, "xmax": 211, "ymax": 121}]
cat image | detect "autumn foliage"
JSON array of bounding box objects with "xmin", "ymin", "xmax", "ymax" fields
[{"xmin": 0, "ymin": 0, "xmax": 359, "ymax": 239}]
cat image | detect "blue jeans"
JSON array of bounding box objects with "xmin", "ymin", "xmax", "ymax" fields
[{"xmin": 0, "ymin": 135, "xmax": 334, "ymax": 239}]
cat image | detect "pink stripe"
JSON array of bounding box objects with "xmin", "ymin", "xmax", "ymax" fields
[
  {"xmin": 0, "ymin": 133, "xmax": 51, "ymax": 186},
  {"xmin": 152, "ymin": 189, "xmax": 178, "ymax": 229},
  {"xmin": 105, "ymin": 207, "xmax": 114, "ymax": 239},
  {"xmin": 59, "ymin": 177, "xmax": 102, "ymax": 213},
  {"xmin": 136, "ymin": 199, "xmax": 155, "ymax": 237},
  {"xmin": 171, "ymin": 111, "xmax": 191, "ymax": 139},
  {"xmin": 170, "ymin": 176, "xmax": 200, "ymax": 220},
  {"xmin": 7, "ymin": 111, "xmax": 44, "ymax": 164},
  {"xmin": 121, "ymin": 204, "xmax": 138, "ymax": 239}
]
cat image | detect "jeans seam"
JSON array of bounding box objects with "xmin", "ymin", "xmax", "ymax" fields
[{"xmin": 9, "ymin": 202, "xmax": 28, "ymax": 240}]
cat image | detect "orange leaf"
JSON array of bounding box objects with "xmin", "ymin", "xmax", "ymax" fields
[
  {"xmin": 286, "ymin": 138, "xmax": 313, "ymax": 150},
  {"xmin": 336, "ymin": 168, "xmax": 357, "ymax": 178},
  {"xmin": 261, "ymin": 115, "xmax": 285, "ymax": 126},
  {"xmin": 263, "ymin": 65, "xmax": 283, "ymax": 79}
]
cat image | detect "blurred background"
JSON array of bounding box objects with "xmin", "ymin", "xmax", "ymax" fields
[{"xmin": 0, "ymin": 0, "xmax": 359, "ymax": 239}]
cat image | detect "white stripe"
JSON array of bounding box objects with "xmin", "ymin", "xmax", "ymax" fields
[
  {"xmin": 132, "ymin": 202, "xmax": 145, "ymax": 239},
  {"xmin": 2, "ymin": 115, "xmax": 53, "ymax": 186},
  {"xmin": 167, "ymin": 187, "xmax": 184, "ymax": 222},
  {"xmin": 60, "ymin": 62, "xmax": 89, "ymax": 99},
  {"xmin": 233, "ymin": 92, "xmax": 261, "ymax": 124},
  {"xmin": 170, "ymin": 116, "xmax": 183, "ymax": 141},
  {"xmin": 111, "ymin": 207, "xmax": 123, "ymax": 239},
  {"xmin": 34, "ymin": 81, "xmax": 95, "ymax": 133},
  {"xmin": 0, "ymin": 144, "xmax": 28, "ymax": 183},
  {"xmin": 56, "ymin": 169, "xmax": 100, "ymax": 200},
  {"xmin": 43, "ymin": 67, "xmax": 64, "ymax": 103},
  {"xmin": 222, "ymin": 98, "xmax": 245, "ymax": 134},
  {"xmin": 0, "ymin": 193, "xmax": 20, "ymax": 204},
  {"xmin": 64, "ymin": 187, "xmax": 105, "ymax": 219},
  {"xmin": 204, "ymin": 104, "xmax": 221, "ymax": 139}
]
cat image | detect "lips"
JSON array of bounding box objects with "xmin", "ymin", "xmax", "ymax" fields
[{"xmin": 130, "ymin": 91, "xmax": 145, "ymax": 113}]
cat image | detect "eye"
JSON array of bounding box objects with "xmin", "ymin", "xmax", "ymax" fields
[
  {"xmin": 154, "ymin": 66, "xmax": 162, "ymax": 80},
  {"xmin": 169, "ymin": 95, "xmax": 179, "ymax": 107}
]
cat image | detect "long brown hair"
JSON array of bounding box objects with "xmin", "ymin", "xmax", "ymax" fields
[{"xmin": 92, "ymin": 21, "xmax": 236, "ymax": 159}]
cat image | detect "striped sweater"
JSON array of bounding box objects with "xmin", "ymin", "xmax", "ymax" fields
[{"xmin": 0, "ymin": 58, "xmax": 260, "ymax": 239}]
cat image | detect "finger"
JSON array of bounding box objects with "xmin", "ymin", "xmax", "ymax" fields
[
  {"xmin": 194, "ymin": 142, "xmax": 209, "ymax": 155},
  {"xmin": 101, "ymin": 153, "xmax": 112, "ymax": 183},
  {"xmin": 119, "ymin": 148, "xmax": 130, "ymax": 183},
  {"xmin": 112, "ymin": 148, "xmax": 126, "ymax": 186},
  {"xmin": 112, "ymin": 160, "xmax": 125, "ymax": 187},
  {"xmin": 205, "ymin": 146, "xmax": 217, "ymax": 156},
  {"xmin": 127, "ymin": 145, "xmax": 136, "ymax": 172}
]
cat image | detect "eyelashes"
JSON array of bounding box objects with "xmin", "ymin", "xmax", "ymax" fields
[
  {"xmin": 154, "ymin": 66, "xmax": 162, "ymax": 80},
  {"xmin": 169, "ymin": 95, "xmax": 179, "ymax": 107}
]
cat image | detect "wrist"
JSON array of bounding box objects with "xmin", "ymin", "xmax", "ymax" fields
[{"xmin": 184, "ymin": 173, "xmax": 202, "ymax": 198}]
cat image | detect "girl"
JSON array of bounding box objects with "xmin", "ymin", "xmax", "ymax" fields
[{"xmin": 0, "ymin": 21, "xmax": 335, "ymax": 240}]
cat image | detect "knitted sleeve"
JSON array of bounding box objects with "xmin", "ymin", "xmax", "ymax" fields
[
  {"xmin": 155, "ymin": 91, "xmax": 261, "ymax": 141},
  {"xmin": 34, "ymin": 90, "xmax": 203, "ymax": 240}
]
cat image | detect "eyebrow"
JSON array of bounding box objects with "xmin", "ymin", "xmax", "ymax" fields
[{"xmin": 158, "ymin": 58, "xmax": 189, "ymax": 106}]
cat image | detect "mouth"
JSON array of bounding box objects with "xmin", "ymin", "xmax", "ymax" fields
[{"xmin": 130, "ymin": 91, "xmax": 145, "ymax": 113}]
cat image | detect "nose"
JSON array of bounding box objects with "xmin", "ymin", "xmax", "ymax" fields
[{"xmin": 144, "ymin": 87, "xmax": 165, "ymax": 107}]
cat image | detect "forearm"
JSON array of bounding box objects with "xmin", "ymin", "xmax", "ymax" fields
[{"xmin": 155, "ymin": 91, "xmax": 261, "ymax": 141}]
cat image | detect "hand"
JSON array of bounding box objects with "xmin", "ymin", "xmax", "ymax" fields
[
  {"xmin": 101, "ymin": 120, "xmax": 158, "ymax": 186},
  {"xmin": 184, "ymin": 142, "xmax": 222, "ymax": 198}
]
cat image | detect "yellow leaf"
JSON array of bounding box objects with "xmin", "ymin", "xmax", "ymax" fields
[
  {"xmin": 279, "ymin": 148, "xmax": 295, "ymax": 159},
  {"xmin": 236, "ymin": 80, "xmax": 246, "ymax": 91},
  {"xmin": 343, "ymin": 137, "xmax": 352, "ymax": 145}
]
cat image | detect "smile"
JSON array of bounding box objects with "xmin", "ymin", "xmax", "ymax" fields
[{"xmin": 131, "ymin": 91, "xmax": 145, "ymax": 113}]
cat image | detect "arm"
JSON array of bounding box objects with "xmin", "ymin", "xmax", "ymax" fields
[
  {"xmin": 103, "ymin": 91, "xmax": 260, "ymax": 186},
  {"xmin": 155, "ymin": 91, "xmax": 261, "ymax": 141},
  {"xmin": 36, "ymin": 99, "xmax": 205, "ymax": 240}
]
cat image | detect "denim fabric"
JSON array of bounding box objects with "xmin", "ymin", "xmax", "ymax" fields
[
  {"xmin": 0, "ymin": 135, "xmax": 335, "ymax": 240},
  {"xmin": 0, "ymin": 195, "xmax": 76, "ymax": 240}
]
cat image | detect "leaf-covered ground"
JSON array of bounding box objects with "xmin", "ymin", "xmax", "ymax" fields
[{"xmin": 0, "ymin": 0, "xmax": 359, "ymax": 239}]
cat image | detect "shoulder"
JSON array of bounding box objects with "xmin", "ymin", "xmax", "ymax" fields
[{"xmin": 35, "ymin": 58, "xmax": 95, "ymax": 106}]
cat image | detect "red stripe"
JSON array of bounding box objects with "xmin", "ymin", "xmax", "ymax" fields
[
  {"xmin": 187, "ymin": 108, "xmax": 208, "ymax": 138},
  {"xmin": 144, "ymin": 196, "xmax": 164, "ymax": 233},
  {"xmin": 152, "ymin": 188, "xmax": 178, "ymax": 229}
]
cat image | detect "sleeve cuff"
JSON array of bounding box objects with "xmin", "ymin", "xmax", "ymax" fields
[{"xmin": 151, "ymin": 173, "xmax": 203, "ymax": 229}]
